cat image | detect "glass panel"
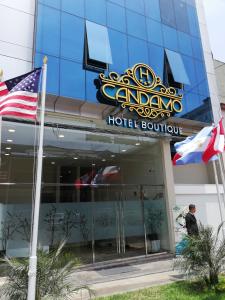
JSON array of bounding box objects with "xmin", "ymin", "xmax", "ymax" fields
[
  {"xmin": 149, "ymin": 43, "xmax": 164, "ymax": 80},
  {"xmin": 61, "ymin": 13, "xmax": 85, "ymax": 63},
  {"xmin": 108, "ymin": 29, "xmax": 129, "ymax": 73},
  {"xmin": 173, "ymin": 0, "xmax": 189, "ymax": 33},
  {"xmin": 39, "ymin": 0, "xmax": 60, "ymax": 9},
  {"xmin": 162, "ymin": 25, "xmax": 178, "ymax": 52},
  {"xmin": 61, "ymin": 0, "xmax": 85, "ymax": 17},
  {"xmin": 159, "ymin": 0, "xmax": 176, "ymax": 28},
  {"xmin": 165, "ymin": 49, "xmax": 190, "ymax": 85},
  {"xmin": 86, "ymin": 70, "xmax": 99, "ymax": 103},
  {"xmin": 146, "ymin": 18, "xmax": 163, "ymax": 46},
  {"xmin": 191, "ymin": 37, "xmax": 203, "ymax": 61},
  {"xmin": 125, "ymin": 0, "xmax": 145, "ymax": 15},
  {"xmin": 109, "ymin": 0, "xmax": 125, "ymax": 6},
  {"xmin": 187, "ymin": 5, "xmax": 200, "ymax": 37},
  {"xmin": 107, "ymin": 2, "xmax": 126, "ymax": 33},
  {"xmin": 178, "ymin": 31, "xmax": 193, "ymax": 56},
  {"xmin": 182, "ymin": 55, "xmax": 198, "ymax": 94},
  {"xmin": 85, "ymin": 0, "xmax": 107, "ymax": 25},
  {"xmin": 36, "ymin": 4, "xmax": 60, "ymax": 57},
  {"xmin": 35, "ymin": 53, "xmax": 59, "ymax": 95},
  {"xmin": 128, "ymin": 36, "xmax": 149, "ymax": 66},
  {"xmin": 86, "ymin": 20, "xmax": 113, "ymax": 64},
  {"xmin": 144, "ymin": 0, "xmax": 161, "ymax": 22},
  {"xmin": 60, "ymin": 60, "xmax": 85, "ymax": 100},
  {"xmin": 126, "ymin": 10, "xmax": 147, "ymax": 40}
]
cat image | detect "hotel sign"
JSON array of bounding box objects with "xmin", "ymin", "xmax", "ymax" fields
[{"xmin": 99, "ymin": 63, "xmax": 183, "ymax": 119}]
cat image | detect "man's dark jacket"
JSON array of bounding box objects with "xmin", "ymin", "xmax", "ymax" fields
[{"xmin": 185, "ymin": 212, "xmax": 199, "ymax": 235}]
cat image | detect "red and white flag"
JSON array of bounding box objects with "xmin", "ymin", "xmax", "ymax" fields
[
  {"xmin": 202, "ymin": 118, "xmax": 225, "ymax": 163},
  {"xmin": 0, "ymin": 68, "xmax": 41, "ymax": 120}
]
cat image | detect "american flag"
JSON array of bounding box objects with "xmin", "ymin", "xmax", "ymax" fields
[{"xmin": 0, "ymin": 68, "xmax": 41, "ymax": 120}]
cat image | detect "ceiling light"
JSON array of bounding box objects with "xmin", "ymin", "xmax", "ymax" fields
[
  {"xmin": 7, "ymin": 139, "xmax": 13, "ymax": 143},
  {"xmin": 58, "ymin": 134, "xmax": 64, "ymax": 138},
  {"xmin": 135, "ymin": 143, "xmax": 140, "ymax": 146},
  {"xmin": 51, "ymin": 161, "xmax": 55, "ymax": 165},
  {"xmin": 111, "ymin": 154, "xmax": 115, "ymax": 157},
  {"xmin": 102, "ymin": 159, "xmax": 106, "ymax": 162},
  {"xmin": 8, "ymin": 129, "xmax": 15, "ymax": 133},
  {"xmin": 4, "ymin": 153, "xmax": 10, "ymax": 156},
  {"xmin": 122, "ymin": 149, "xmax": 126, "ymax": 152},
  {"xmin": 73, "ymin": 157, "xmax": 78, "ymax": 160},
  {"xmin": 6, "ymin": 147, "xmax": 11, "ymax": 150},
  {"xmin": 92, "ymin": 163, "xmax": 96, "ymax": 166}
]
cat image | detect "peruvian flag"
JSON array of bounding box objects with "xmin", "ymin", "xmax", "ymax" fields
[{"xmin": 202, "ymin": 118, "xmax": 225, "ymax": 163}]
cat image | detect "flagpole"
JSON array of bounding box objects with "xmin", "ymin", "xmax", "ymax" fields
[
  {"xmin": 212, "ymin": 160, "xmax": 225, "ymax": 237},
  {"xmin": 27, "ymin": 56, "xmax": 47, "ymax": 300},
  {"xmin": 0, "ymin": 69, "xmax": 3, "ymax": 167}
]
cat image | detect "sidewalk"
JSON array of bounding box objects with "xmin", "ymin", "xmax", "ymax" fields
[{"xmin": 71, "ymin": 258, "xmax": 183, "ymax": 299}]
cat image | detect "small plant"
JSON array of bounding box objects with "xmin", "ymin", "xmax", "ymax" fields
[
  {"xmin": 60, "ymin": 209, "xmax": 78, "ymax": 239},
  {"xmin": 145, "ymin": 207, "xmax": 164, "ymax": 240},
  {"xmin": 44, "ymin": 205, "xmax": 58, "ymax": 247},
  {"xmin": 175, "ymin": 223, "xmax": 225, "ymax": 287},
  {"xmin": 0, "ymin": 211, "xmax": 17, "ymax": 254},
  {"xmin": 15, "ymin": 214, "xmax": 31, "ymax": 243},
  {"xmin": 0, "ymin": 242, "xmax": 92, "ymax": 300}
]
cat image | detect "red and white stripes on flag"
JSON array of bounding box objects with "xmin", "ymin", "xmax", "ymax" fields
[
  {"xmin": 202, "ymin": 118, "xmax": 225, "ymax": 163},
  {"xmin": 0, "ymin": 82, "xmax": 8, "ymax": 96},
  {"xmin": 0, "ymin": 91, "xmax": 38, "ymax": 120},
  {"xmin": 0, "ymin": 68, "xmax": 41, "ymax": 120}
]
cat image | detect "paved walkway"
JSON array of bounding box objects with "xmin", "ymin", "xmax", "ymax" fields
[
  {"xmin": 0, "ymin": 257, "xmax": 183, "ymax": 299},
  {"xmin": 71, "ymin": 258, "xmax": 183, "ymax": 299}
]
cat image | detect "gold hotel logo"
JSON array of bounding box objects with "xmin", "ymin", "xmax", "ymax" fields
[{"xmin": 99, "ymin": 63, "xmax": 183, "ymax": 119}]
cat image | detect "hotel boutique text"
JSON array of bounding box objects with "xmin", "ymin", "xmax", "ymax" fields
[{"xmin": 106, "ymin": 116, "xmax": 182, "ymax": 136}]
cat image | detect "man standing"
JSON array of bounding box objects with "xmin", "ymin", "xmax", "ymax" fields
[{"xmin": 185, "ymin": 204, "xmax": 199, "ymax": 236}]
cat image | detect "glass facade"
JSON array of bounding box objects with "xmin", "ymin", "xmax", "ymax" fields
[
  {"xmin": 0, "ymin": 121, "xmax": 169, "ymax": 262},
  {"xmin": 35, "ymin": 0, "xmax": 213, "ymax": 123}
]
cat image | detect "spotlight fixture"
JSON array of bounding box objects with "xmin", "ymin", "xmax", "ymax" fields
[
  {"xmin": 73, "ymin": 157, "xmax": 78, "ymax": 160},
  {"xmin": 6, "ymin": 139, "xmax": 13, "ymax": 143},
  {"xmin": 8, "ymin": 129, "xmax": 15, "ymax": 133},
  {"xmin": 58, "ymin": 134, "xmax": 64, "ymax": 138}
]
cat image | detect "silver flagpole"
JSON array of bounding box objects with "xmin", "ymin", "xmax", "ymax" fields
[
  {"xmin": 218, "ymin": 154, "xmax": 225, "ymax": 208},
  {"xmin": 27, "ymin": 56, "xmax": 47, "ymax": 300},
  {"xmin": 212, "ymin": 160, "xmax": 225, "ymax": 238},
  {"xmin": 0, "ymin": 69, "xmax": 3, "ymax": 167}
]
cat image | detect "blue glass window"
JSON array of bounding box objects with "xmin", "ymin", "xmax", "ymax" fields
[
  {"xmin": 159, "ymin": 0, "xmax": 176, "ymax": 28},
  {"xmin": 36, "ymin": 4, "xmax": 60, "ymax": 57},
  {"xmin": 60, "ymin": 60, "xmax": 85, "ymax": 100},
  {"xmin": 182, "ymin": 55, "xmax": 198, "ymax": 93},
  {"xmin": 39, "ymin": 0, "xmax": 60, "ymax": 9},
  {"xmin": 86, "ymin": 70, "xmax": 99, "ymax": 102},
  {"xmin": 173, "ymin": 0, "xmax": 189, "ymax": 33},
  {"xmin": 148, "ymin": 43, "xmax": 164, "ymax": 79},
  {"xmin": 125, "ymin": 0, "xmax": 145, "ymax": 15},
  {"xmin": 35, "ymin": 53, "xmax": 59, "ymax": 95},
  {"xmin": 144, "ymin": 0, "xmax": 161, "ymax": 22},
  {"xmin": 107, "ymin": 2, "xmax": 126, "ymax": 33},
  {"xmin": 108, "ymin": 29, "xmax": 128, "ymax": 73},
  {"xmin": 178, "ymin": 32, "xmax": 192, "ymax": 56},
  {"xmin": 187, "ymin": 5, "xmax": 200, "ymax": 37},
  {"xmin": 126, "ymin": 10, "xmax": 147, "ymax": 40},
  {"xmin": 162, "ymin": 25, "xmax": 178, "ymax": 51},
  {"xmin": 61, "ymin": 0, "xmax": 84, "ymax": 18},
  {"xmin": 191, "ymin": 37, "xmax": 203, "ymax": 60},
  {"xmin": 109, "ymin": 0, "xmax": 125, "ymax": 6},
  {"xmin": 194, "ymin": 60, "xmax": 208, "ymax": 96},
  {"xmin": 61, "ymin": 13, "xmax": 84, "ymax": 63},
  {"xmin": 85, "ymin": 0, "xmax": 106, "ymax": 25},
  {"xmin": 146, "ymin": 18, "xmax": 163, "ymax": 46},
  {"xmin": 86, "ymin": 21, "xmax": 112, "ymax": 64},
  {"xmin": 128, "ymin": 36, "xmax": 149, "ymax": 66},
  {"xmin": 165, "ymin": 49, "xmax": 190, "ymax": 84},
  {"xmin": 187, "ymin": 93, "xmax": 201, "ymax": 111}
]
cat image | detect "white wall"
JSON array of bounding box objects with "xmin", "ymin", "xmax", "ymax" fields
[
  {"xmin": 0, "ymin": 0, "xmax": 35, "ymax": 80},
  {"xmin": 173, "ymin": 164, "xmax": 210, "ymax": 184},
  {"xmin": 175, "ymin": 184, "xmax": 225, "ymax": 233},
  {"xmin": 196, "ymin": 0, "xmax": 221, "ymax": 123}
]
